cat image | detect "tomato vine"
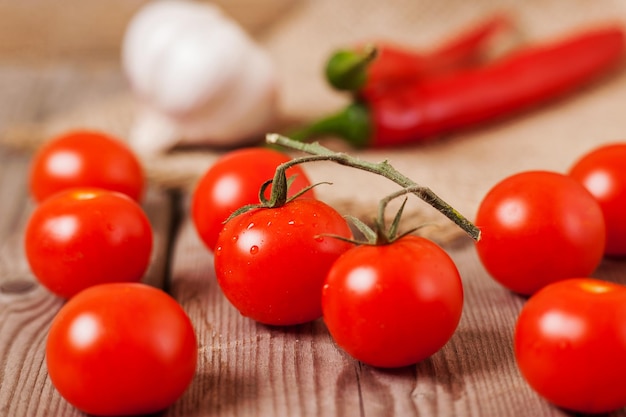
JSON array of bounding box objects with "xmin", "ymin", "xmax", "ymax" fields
[{"xmin": 265, "ymin": 133, "xmax": 481, "ymax": 241}]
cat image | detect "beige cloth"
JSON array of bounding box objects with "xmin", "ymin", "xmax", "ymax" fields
[{"xmin": 4, "ymin": 0, "xmax": 626, "ymax": 244}]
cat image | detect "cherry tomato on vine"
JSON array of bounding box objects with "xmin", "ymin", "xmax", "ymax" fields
[
  {"xmin": 25, "ymin": 188, "xmax": 153, "ymax": 298},
  {"xmin": 322, "ymin": 235, "xmax": 463, "ymax": 368},
  {"xmin": 515, "ymin": 278, "xmax": 626, "ymax": 414},
  {"xmin": 569, "ymin": 143, "xmax": 626, "ymax": 257},
  {"xmin": 192, "ymin": 147, "xmax": 315, "ymax": 252},
  {"xmin": 214, "ymin": 198, "xmax": 353, "ymax": 326},
  {"xmin": 475, "ymin": 171, "xmax": 605, "ymax": 295},
  {"xmin": 29, "ymin": 130, "xmax": 145, "ymax": 203},
  {"xmin": 46, "ymin": 283, "xmax": 197, "ymax": 416}
]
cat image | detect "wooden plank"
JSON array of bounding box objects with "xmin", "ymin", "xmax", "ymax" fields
[{"xmin": 166, "ymin": 195, "xmax": 626, "ymax": 417}]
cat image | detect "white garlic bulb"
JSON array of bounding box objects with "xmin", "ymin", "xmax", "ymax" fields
[{"xmin": 122, "ymin": 0, "xmax": 278, "ymax": 154}]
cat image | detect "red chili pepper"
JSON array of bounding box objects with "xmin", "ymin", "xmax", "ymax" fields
[
  {"xmin": 325, "ymin": 14, "xmax": 511, "ymax": 96},
  {"xmin": 292, "ymin": 26, "xmax": 625, "ymax": 148}
]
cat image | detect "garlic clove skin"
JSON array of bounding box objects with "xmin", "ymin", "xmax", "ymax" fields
[
  {"xmin": 176, "ymin": 44, "xmax": 278, "ymax": 147},
  {"xmin": 122, "ymin": 0, "xmax": 279, "ymax": 153}
]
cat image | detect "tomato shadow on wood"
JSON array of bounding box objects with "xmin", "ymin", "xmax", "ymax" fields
[{"xmin": 595, "ymin": 257, "xmax": 626, "ymax": 285}]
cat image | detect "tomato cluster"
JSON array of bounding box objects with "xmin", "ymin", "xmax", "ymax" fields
[
  {"xmin": 24, "ymin": 127, "xmax": 626, "ymax": 415},
  {"xmin": 474, "ymin": 143, "xmax": 626, "ymax": 413},
  {"xmin": 194, "ymin": 140, "xmax": 626, "ymax": 412},
  {"xmin": 26, "ymin": 131, "xmax": 154, "ymax": 297},
  {"xmin": 24, "ymin": 130, "xmax": 197, "ymax": 416},
  {"xmin": 191, "ymin": 146, "xmax": 465, "ymax": 369}
]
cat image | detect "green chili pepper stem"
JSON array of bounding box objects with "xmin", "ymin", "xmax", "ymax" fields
[
  {"xmin": 325, "ymin": 45, "xmax": 378, "ymax": 91},
  {"xmin": 287, "ymin": 102, "xmax": 372, "ymax": 148}
]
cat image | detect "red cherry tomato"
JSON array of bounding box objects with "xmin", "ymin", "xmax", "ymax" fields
[
  {"xmin": 515, "ymin": 278, "xmax": 626, "ymax": 414},
  {"xmin": 214, "ymin": 198, "xmax": 352, "ymax": 326},
  {"xmin": 29, "ymin": 130, "xmax": 145, "ymax": 203},
  {"xmin": 475, "ymin": 171, "xmax": 605, "ymax": 295},
  {"xmin": 322, "ymin": 236, "xmax": 463, "ymax": 368},
  {"xmin": 192, "ymin": 147, "xmax": 314, "ymax": 252},
  {"xmin": 46, "ymin": 283, "xmax": 197, "ymax": 416},
  {"xmin": 569, "ymin": 143, "xmax": 626, "ymax": 256},
  {"xmin": 25, "ymin": 188, "xmax": 153, "ymax": 298}
]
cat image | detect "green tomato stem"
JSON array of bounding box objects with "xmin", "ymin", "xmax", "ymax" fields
[
  {"xmin": 377, "ymin": 187, "xmax": 411, "ymax": 242},
  {"xmin": 266, "ymin": 133, "xmax": 481, "ymax": 241}
]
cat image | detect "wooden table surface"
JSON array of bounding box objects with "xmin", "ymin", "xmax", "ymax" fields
[{"xmin": 1, "ymin": 61, "xmax": 626, "ymax": 417}]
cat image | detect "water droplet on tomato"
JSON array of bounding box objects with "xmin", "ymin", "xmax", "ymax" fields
[
  {"xmin": 250, "ymin": 245, "xmax": 259, "ymax": 254},
  {"xmin": 231, "ymin": 235, "xmax": 238, "ymax": 242},
  {"xmin": 288, "ymin": 220, "xmax": 295, "ymax": 225},
  {"xmin": 247, "ymin": 222, "xmax": 255, "ymax": 229},
  {"xmin": 314, "ymin": 236, "xmax": 324, "ymax": 242}
]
